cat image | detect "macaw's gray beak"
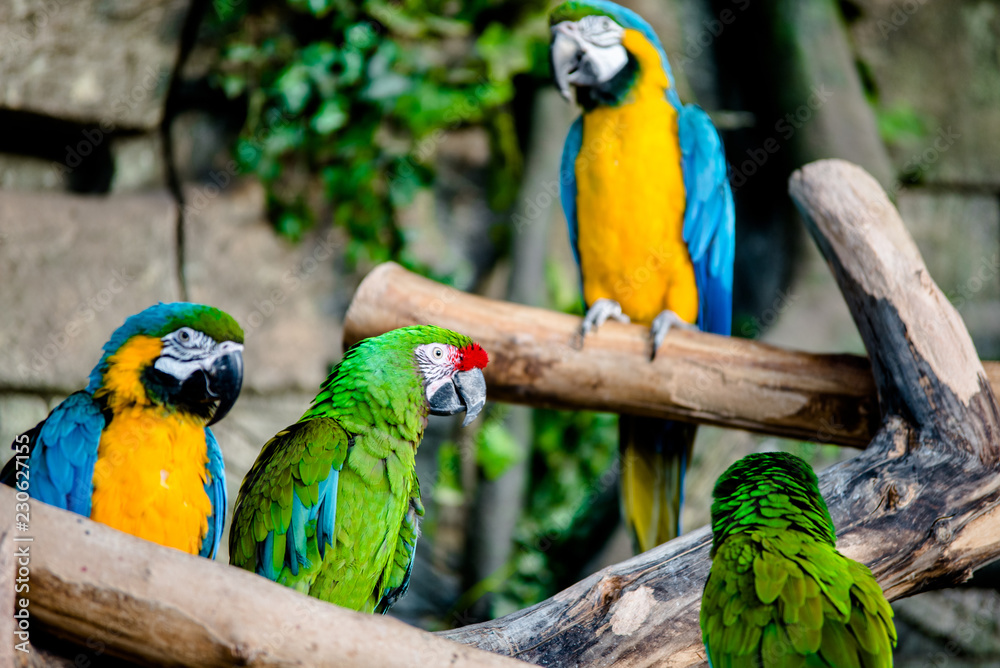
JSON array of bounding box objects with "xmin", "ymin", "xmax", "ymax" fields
[
  {"xmin": 428, "ymin": 368, "xmax": 487, "ymax": 427},
  {"xmin": 550, "ymin": 20, "xmax": 629, "ymax": 102},
  {"xmin": 205, "ymin": 344, "xmax": 244, "ymax": 426}
]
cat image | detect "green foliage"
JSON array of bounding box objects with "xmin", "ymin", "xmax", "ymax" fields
[
  {"xmin": 876, "ymin": 102, "xmax": 930, "ymax": 145},
  {"xmin": 433, "ymin": 440, "xmax": 465, "ymax": 507},
  {"xmin": 475, "ymin": 417, "xmax": 524, "ymax": 481},
  {"xmin": 493, "ymin": 408, "xmax": 618, "ymax": 616},
  {"xmin": 211, "ymin": 0, "xmax": 549, "ymax": 271}
]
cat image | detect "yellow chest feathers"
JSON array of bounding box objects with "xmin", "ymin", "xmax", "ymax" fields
[
  {"xmin": 90, "ymin": 408, "xmax": 211, "ymax": 554},
  {"xmin": 573, "ymin": 29, "xmax": 697, "ymax": 325},
  {"xmin": 89, "ymin": 335, "xmax": 212, "ymax": 555}
]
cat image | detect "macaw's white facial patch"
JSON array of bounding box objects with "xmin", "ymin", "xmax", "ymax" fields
[
  {"xmin": 153, "ymin": 328, "xmax": 243, "ymax": 382},
  {"xmin": 550, "ymin": 17, "xmax": 629, "ymax": 99},
  {"xmin": 578, "ymin": 14, "xmax": 625, "ymax": 47},
  {"xmin": 415, "ymin": 342, "xmax": 460, "ymax": 400}
]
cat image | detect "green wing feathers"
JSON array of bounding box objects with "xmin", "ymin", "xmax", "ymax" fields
[
  {"xmin": 701, "ymin": 532, "xmax": 895, "ymax": 667},
  {"xmin": 230, "ymin": 415, "xmax": 421, "ymax": 612},
  {"xmin": 701, "ymin": 453, "xmax": 896, "ymax": 667},
  {"xmin": 375, "ymin": 484, "xmax": 424, "ymax": 614},
  {"xmin": 229, "ymin": 417, "xmax": 349, "ymax": 586}
]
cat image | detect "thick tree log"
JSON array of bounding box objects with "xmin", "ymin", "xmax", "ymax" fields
[
  {"xmin": 435, "ymin": 160, "xmax": 1000, "ymax": 666},
  {"xmin": 343, "ymin": 263, "xmax": 1000, "ymax": 449},
  {"xmin": 11, "ymin": 484, "xmax": 525, "ymax": 667}
]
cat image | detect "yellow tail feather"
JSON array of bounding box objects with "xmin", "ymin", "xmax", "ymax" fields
[{"xmin": 619, "ymin": 416, "xmax": 696, "ymax": 553}]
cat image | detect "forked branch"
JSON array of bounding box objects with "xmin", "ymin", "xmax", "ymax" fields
[{"xmin": 436, "ymin": 161, "xmax": 1000, "ymax": 666}]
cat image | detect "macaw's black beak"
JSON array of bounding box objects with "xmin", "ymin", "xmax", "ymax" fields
[
  {"xmin": 428, "ymin": 368, "xmax": 487, "ymax": 427},
  {"xmin": 205, "ymin": 344, "xmax": 244, "ymax": 426}
]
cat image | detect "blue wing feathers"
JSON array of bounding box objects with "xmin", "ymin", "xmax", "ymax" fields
[
  {"xmin": 258, "ymin": 532, "xmax": 278, "ymax": 579},
  {"xmin": 679, "ymin": 104, "xmax": 734, "ymax": 337},
  {"xmin": 314, "ymin": 469, "xmax": 338, "ymax": 558},
  {"xmin": 559, "ymin": 115, "xmax": 584, "ymax": 269},
  {"xmin": 199, "ymin": 428, "xmax": 228, "ymax": 559},
  {"xmin": 25, "ymin": 392, "xmax": 104, "ymax": 516},
  {"xmin": 258, "ymin": 464, "xmax": 339, "ymax": 575},
  {"xmin": 288, "ymin": 491, "xmax": 310, "ymax": 571}
]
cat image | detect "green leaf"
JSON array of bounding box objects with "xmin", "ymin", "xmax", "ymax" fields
[
  {"xmin": 221, "ymin": 74, "xmax": 247, "ymax": 98},
  {"xmin": 311, "ymin": 99, "xmax": 348, "ymax": 134},
  {"xmin": 876, "ymin": 103, "xmax": 930, "ymax": 145},
  {"xmin": 433, "ymin": 441, "xmax": 464, "ymax": 505},
  {"xmin": 475, "ymin": 421, "xmax": 524, "ymax": 481},
  {"xmin": 275, "ymin": 64, "xmax": 312, "ymax": 114},
  {"xmin": 365, "ymin": 72, "xmax": 411, "ymax": 100},
  {"xmin": 345, "ymin": 23, "xmax": 377, "ymax": 50},
  {"xmin": 276, "ymin": 210, "xmax": 307, "ymax": 240},
  {"xmin": 339, "ymin": 48, "xmax": 365, "ymax": 85},
  {"xmin": 223, "ymin": 43, "xmax": 258, "ymax": 63}
]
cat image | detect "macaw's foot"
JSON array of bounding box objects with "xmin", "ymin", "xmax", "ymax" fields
[
  {"xmin": 572, "ymin": 298, "xmax": 630, "ymax": 349},
  {"xmin": 650, "ymin": 309, "xmax": 697, "ymax": 359}
]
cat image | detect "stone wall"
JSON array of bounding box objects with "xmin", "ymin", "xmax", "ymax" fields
[{"xmin": 850, "ymin": 0, "xmax": 1000, "ymax": 358}]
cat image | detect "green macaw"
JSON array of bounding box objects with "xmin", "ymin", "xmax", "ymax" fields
[
  {"xmin": 229, "ymin": 325, "xmax": 488, "ymax": 613},
  {"xmin": 701, "ymin": 452, "xmax": 896, "ymax": 667}
]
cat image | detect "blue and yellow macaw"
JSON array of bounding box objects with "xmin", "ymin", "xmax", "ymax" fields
[
  {"xmin": 550, "ymin": 0, "xmax": 734, "ymax": 552},
  {"xmin": 1, "ymin": 303, "xmax": 244, "ymax": 558}
]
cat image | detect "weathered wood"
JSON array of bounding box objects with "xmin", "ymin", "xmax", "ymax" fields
[
  {"xmin": 344, "ymin": 263, "xmax": 1000, "ymax": 449},
  {"xmin": 10, "ymin": 484, "xmax": 526, "ymax": 668},
  {"xmin": 790, "ymin": 161, "xmax": 1000, "ymax": 461},
  {"xmin": 435, "ymin": 160, "xmax": 1000, "ymax": 666}
]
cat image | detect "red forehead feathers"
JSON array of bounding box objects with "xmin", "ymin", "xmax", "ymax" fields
[{"xmin": 457, "ymin": 343, "xmax": 488, "ymax": 372}]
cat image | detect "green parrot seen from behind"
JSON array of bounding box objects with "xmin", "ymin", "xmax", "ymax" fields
[
  {"xmin": 229, "ymin": 325, "xmax": 488, "ymax": 613},
  {"xmin": 701, "ymin": 452, "xmax": 896, "ymax": 667}
]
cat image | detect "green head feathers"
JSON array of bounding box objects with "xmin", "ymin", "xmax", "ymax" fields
[
  {"xmin": 319, "ymin": 325, "xmax": 476, "ymax": 390},
  {"xmin": 710, "ymin": 452, "xmax": 837, "ymax": 554},
  {"xmin": 354, "ymin": 325, "xmax": 475, "ymax": 357},
  {"xmin": 549, "ymin": 1, "xmax": 671, "ymax": 70},
  {"xmin": 550, "ymin": 1, "xmax": 617, "ymax": 25},
  {"xmin": 302, "ymin": 325, "xmax": 487, "ymax": 425}
]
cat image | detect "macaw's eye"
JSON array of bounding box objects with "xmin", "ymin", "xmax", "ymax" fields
[
  {"xmin": 177, "ymin": 328, "xmax": 193, "ymax": 344},
  {"xmin": 419, "ymin": 343, "xmax": 451, "ymax": 366}
]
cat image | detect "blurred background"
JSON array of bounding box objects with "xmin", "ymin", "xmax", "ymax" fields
[{"xmin": 1, "ymin": 0, "xmax": 999, "ymax": 665}]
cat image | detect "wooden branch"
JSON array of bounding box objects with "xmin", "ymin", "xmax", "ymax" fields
[
  {"xmin": 343, "ymin": 263, "xmax": 1000, "ymax": 449},
  {"xmin": 790, "ymin": 161, "xmax": 1000, "ymax": 460},
  {"xmin": 11, "ymin": 485, "xmax": 526, "ymax": 668},
  {"xmin": 433, "ymin": 160, "xmax": 1000, "ymax": 666}
]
